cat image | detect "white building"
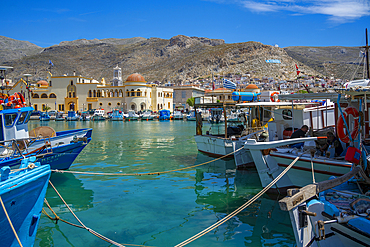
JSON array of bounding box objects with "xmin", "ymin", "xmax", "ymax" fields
[{"xmin": 10, "ymin": 68, "xmax": 173, "ymax": 113}]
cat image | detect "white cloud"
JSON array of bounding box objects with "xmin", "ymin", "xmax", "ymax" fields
[{"xmin": 239, "ymin": 0, "xmax": 370, "ymax": 22}]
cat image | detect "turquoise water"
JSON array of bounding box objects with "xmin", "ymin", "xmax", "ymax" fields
[{"xmin": 30, "ymin": 120, "xmax": 295, "ymax": 246}]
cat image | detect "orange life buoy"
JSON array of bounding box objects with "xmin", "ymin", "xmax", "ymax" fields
[
  {"xmin": 18, "ymin": 93, "xmax": 26, "ymax": 105},
  {"xmin": 337, "ymin": 107, "xmax": 359, "ymax": 143},
  {"xmin": 270, "ymin": 92, "xmax": 280, "ymax": 102}
]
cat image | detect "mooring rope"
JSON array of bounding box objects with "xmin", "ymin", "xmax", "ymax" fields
[
  {"xmin": 51, "ymin": 147, "xmax": 244, "ymax": 176},
  {"xmin": 48, "ymin": 180, "xmax": 125, "ymax": 247},
  {"xmin": 175, "ymin": 152, "xmax": 305, "ymax": 247},
  {"xmin": 0, "ymin": 195, "xmax": 23, "ymax": 247}
]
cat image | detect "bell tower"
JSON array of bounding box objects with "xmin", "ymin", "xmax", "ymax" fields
[{"xmin": 112, "ymin": 65, "xmax": 122, "ymax": 86}]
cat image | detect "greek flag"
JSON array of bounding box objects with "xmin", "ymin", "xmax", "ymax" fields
[
  {"xmin": 223, "ymin": 78, "xmax": 236, "ymax": 89},
  {"xmin": 49, "ymin": 59, "xmax": 54, "ymax": 66}
]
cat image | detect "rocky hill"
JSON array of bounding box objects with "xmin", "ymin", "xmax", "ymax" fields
[
  {"xmin": 284, "ymin": 46, "xmax": 367, "ymax": 80},
  {"xmin": 0, "ymin": 36, "xmax": 43, "ymax": 62},
  {"xmin": 1, "ymin": 35, "xmax": 365, "ymax": 84}
]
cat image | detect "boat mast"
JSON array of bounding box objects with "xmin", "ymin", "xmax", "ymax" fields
[{"xmin": 366, "ymin": 28, "xmax": 369, "ymax": 79}]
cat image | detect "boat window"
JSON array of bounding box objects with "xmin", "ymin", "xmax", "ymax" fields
[
  {"xmin": 282, "ymin": 109, "xmax": 292, "ymax": 120},
  {"xmin": 23, "ymin": 112, "xmax": 31, "ymax": 124},
  {"xmin": 4, "ymin": 113, "xmax": 18, "ymax": 127},
  {"xmin": 17, "ymin": 112, "xmax": 28, "ymax": 124}
]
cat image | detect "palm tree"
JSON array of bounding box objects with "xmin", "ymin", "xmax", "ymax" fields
[{"xmin": 43, "ymin": 105, "xmax": 51, "ymax": 112}]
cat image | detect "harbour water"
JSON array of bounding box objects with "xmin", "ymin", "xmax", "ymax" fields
[{"xmin": 32, "ymin": 120, "xmax": 295, "ymax": 246}]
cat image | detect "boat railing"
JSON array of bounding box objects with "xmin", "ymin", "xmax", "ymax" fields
[{"xmin": 0, "ymin": 137, "xmax": 54, "ymax": 161}]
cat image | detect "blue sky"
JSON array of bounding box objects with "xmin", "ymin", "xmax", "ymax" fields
[{"xmin": 1, "ymin": 0, "xmax": 369, "ymax": 48}]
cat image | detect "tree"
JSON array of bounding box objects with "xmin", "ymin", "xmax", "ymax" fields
[
  {"xmin": 186, "ymin": 97, "xmax": 195, "ymax": 107},
  {"xmin": 43, "ymin": 105, "xmax": 51, "ymax": 112}
]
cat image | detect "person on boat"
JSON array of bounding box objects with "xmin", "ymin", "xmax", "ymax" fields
[
  {"xmin": 289, "ymin": 125, "xmax": 308, "ymax": 148},
  {"xmin": 320, "ymin": 132, "xmax": 344, "ymax": 157}
]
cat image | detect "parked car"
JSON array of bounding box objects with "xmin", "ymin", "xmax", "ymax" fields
[{"xmin": 31, "ymin": 110, "xmax": 41, "ymax": 116}]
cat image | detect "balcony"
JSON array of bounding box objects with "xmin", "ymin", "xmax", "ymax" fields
[{"xmin": 86, "ymin": 97, "xmax": 99, "ymax": 102}]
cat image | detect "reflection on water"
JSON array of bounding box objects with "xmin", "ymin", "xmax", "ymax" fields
[{"xmin": 32, "ymin": 120, "xmax": 294, "ymax": 246}]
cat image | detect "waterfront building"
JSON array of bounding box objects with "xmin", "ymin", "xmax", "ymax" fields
[
  {"xmin": 9, "ymin": 68, "xmax": 173, "ymax": 113},
  {"xmin": 169, "ymin": 85, "xmax": 205, "ymax": 110}
]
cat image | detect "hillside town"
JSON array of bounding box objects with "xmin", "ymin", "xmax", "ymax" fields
[{"xmin": 3, "ymin": 64, "xmax": 347, "ymax": 114}]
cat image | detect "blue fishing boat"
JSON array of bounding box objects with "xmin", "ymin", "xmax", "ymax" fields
[
  {"xmin": 0, "ymin": 156, "xmax": 51, "ymax": 246},
  {"xmin": 65, "ymin": 111, "xmax": 79, "ymax": 121},
  {"xmin": 109, "ymin": 109, "xmax": 124, "ymax": 121},
  {"xmin": 0, "ymin": 94, "xmax": 92, "ymax": 170},
  {"xmin": 159, "ymin": 109, "xmax": 170, "ymax": 120},
  {"xmin": 39, "ymin": 112, "xmax": 50, "ymax": 121}
]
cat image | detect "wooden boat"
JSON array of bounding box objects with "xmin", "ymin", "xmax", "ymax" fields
[
  {"xmin": 125, "ymin": 110, "xmax": 139, "ymax": 121},
  {"xmin": 0, "ymin": 156, "xmax": 51, "ymax": 246}
]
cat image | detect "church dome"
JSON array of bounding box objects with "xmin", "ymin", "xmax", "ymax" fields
[
  {"xmin": 246, "ymin": 84, "xmax": 258, "ymax": 89},
  {"xmin": 37, "ymin": 80, "xmax": 48, "ymax": 86},
  {"xmin": 126, "ymin": 73, "xmax": 146, "ymax": 83}
]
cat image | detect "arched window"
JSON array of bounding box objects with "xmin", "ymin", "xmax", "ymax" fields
[
  {"xmin": 168, "ymin": 102, "xmax": 170, "ymax": 108},
  {"xmin": 49, "ymin": 93, "xmax": 57, "ymax": 98},
  {"xmin": 126, "ymin": 90, "xmax": 130, "ymax": 97},
  {"xmin": 115, "ymin": 89, "xmax": 118, "ymax": 97},
  {"xmin": 131, "ymin": 89, "xmax": 135, "ymax": 97},
  {"xmin": 97, "ymin": 90, "xmax": 101, "ymax": 97},
  {"xmin": 119, "ymin": 90, "xmax": 123, "ymax": 97},
  {"xmin": 70, "ymin": 80, "xmax": 74, "ymax": 86},
  {"xmin": 32, "ymin": 93, "xmax": 39, "ymax": 99},
  {"xmin": 41, "ymin": 93, "xmax": 48, "ymax": 98},
  {"xmin": 88, "ymin": 90, "xmax": 92, "ymax": 97},
  {"xmin": 93, "ymin": 90, "xmax": 96, "ymax": 97},
  {"xmin": 73, "ymin": 92, "xmax": 76, "ymax": 98},
  {"xmin": 110, "ymin": 90, "xmax": 113, "ymax": 97},
  {"xmin": 68, "ymin": 92, "xmax": 72, "ymax": 98},
  {"xmin": 137, "ymin": 89, "xmax": 141, "ymax": 97}
]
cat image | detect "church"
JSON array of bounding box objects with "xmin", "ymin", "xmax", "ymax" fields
[{"xmin": 10, "ymin": 66, "xmax": 173, "ymax": 113}]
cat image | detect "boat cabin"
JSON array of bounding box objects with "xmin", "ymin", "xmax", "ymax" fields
[{"xmin": 0, "ymin": 107, "xmax": 33, "ymax": 141}]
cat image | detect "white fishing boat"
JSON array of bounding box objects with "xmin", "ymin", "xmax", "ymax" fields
[
  {"xmin": 126, "ymin": 110, "xmax": 139, "ymax": 121},
  {"xmin": 240, "ymin": 92, "xmax": 364, "ymax": 194},
  {"xmin": 172, "ymin": 110, "xmax": 184, "ymax": 120},
  {"xmin": 141, "ymin": 110, "xmax": 155, "ymax": 120},
  {"xmin": 91, "ymin": 109, "xmax": 105, "ymax": 121}
]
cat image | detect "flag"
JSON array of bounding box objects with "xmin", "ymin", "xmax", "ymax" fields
[
  {"xmin": 49, "ymin": 59, "xmax": 54, "ymax": 66},
  {"xmin": 223, "ymin": 78, "xmax": 236, "ymax": 89},
  {"xmin": 212, "ymin": 79, "xmax": 215, "ymax": 90},
  {"xmin": 295, "ymin": 64, "xmax": 300, "ymax": 76}
]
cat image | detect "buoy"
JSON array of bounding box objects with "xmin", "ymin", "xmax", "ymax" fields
[{"xmin": 337, "ymin": 107, "xmax": 359, "ymax": 143}]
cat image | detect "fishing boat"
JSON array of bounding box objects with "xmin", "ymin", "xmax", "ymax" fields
[
  {"xmin": 109, "ymin": 109, "xmax": 124, "ymax": 121},
  {"xmin": 54, "ymin": 112, "xmax": 65, "ymax": 121},
  {"xmin": 172, "ymin": 110, "xmax": 184, "ymax": 120},
  {"xmin": 80, "ymin": 111, "xmax": 90, "ymax": 121},
  {"xmin": 91, "ymin": 109, "xmax": 105, "ymax": 121},
  {"xmin": 278, "ymin": 27, "xmax": 370, "ymax": 247},
  {"xmin": 159, "ymin": 109, "xmax": 171, "ymax": 120},
  {"xmin": 125, "ymin": 110, "xmax": 139, "ymax": 121},
  {"xmin": 141, "ymin": 110, "xmax": 155, "ymax": 120},
  {"xmin": 0, "ymin": 156, "xmax": 51, "ymax": 246},
  {"xmin": 186, "ymin": 110, "xmax": 197, "ymax": 121},
  {"xmin": 65, "ymin": 111, "xmax": 79, "ymax": 121},
  {"xmin": 39, "ymin": 112, "xmax": 50, "ymax": 121},
  {"xmin": 0, "ymin": 103, "xmax": 92, "ymax": 170},
  {"xmin": 193, "ymin": 94, "xmax": 277, "ymax": 166},
  {"xmin": 279, "ymin": 165, "xmax": 370, "ymax": 247}
]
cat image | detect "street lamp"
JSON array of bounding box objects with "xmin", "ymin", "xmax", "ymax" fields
[{"xmin": 23, "ymin": 74, "xmax": 32, "ymax": 106}]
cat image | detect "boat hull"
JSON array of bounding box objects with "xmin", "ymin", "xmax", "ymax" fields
[
  {"xmin": 0, "ymin": 164, "xmax": 51, "ymax": 247},
  {"xmin": 0, "ymin": 128, "xmax": 92, "ymax": 170}
]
